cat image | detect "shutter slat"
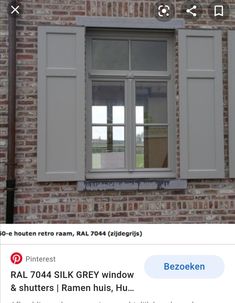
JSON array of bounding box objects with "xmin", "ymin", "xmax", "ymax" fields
[{"xmin": 179, "ymin": 30, "xmax": 224, "ymax": 179}]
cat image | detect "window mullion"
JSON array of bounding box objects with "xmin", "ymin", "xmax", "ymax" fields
[
  {"xmin": 107, "ymin": 104, "xmax": 113, "ymax": 152},
  {"xmin": 127, "ymin": 39, "xmax": 134, "ymax": 171},
  {"xmin": 129, "ymin": 78, "xmax": 136, "ymax": 171},
  {"xmin": 125, "ymin": 79, "xmax": 133, "ymax": 171},
  {"xmin": 128, "ymin": 39, "xmax": 131, "ymax": 71},
  {"xmin": 125, "ymin": 79, "xmax": 130, "ymax": 171}
]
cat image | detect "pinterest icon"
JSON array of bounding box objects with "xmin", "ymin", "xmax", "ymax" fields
[{"xmin": 10, "ymin": 252, "xmax": 23, "ymax": 264}]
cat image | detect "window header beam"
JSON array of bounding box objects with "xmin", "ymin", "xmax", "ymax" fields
[{"xmin": 77, "ymin": 17, "xmax": 185, "ymax": 30}]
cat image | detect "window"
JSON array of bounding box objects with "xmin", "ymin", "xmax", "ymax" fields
[
  {"xmin": 86, "ymin": 31, "xmax": 176, "ymax": 178},
  {"xmin": 37, "ymin": 26, "xmax": 224, "ymax": 182}
]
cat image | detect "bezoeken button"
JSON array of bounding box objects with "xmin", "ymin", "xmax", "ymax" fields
[{"xmin": 145, "ymin": 255, "xmax": 224, "ymax": 279}]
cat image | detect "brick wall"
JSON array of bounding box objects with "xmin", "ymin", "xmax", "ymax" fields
[{"xmin": 1, "ymin": 0, "xmax": 235, "ymax": 223}]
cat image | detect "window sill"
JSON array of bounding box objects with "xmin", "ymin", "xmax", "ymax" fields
[{"xmin": 77, "ymin": 179, "xmax": 187, "ymax": 191}]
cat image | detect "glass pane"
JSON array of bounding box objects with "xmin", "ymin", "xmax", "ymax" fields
[
  {"xmin": 136, "ymin": 82, "xmax": 167, "ymax": 124},
  {"xmin": 112, "ymin": 106, "xmax": 124, "ymax": 124},
  {"xmin": 92, "ymin": 39, "xmax": 129, "ymax": 70},
  {"xmin": 92, "ymin": 126, "xmax": 125, "ymax": 169},
  {"xmin": 131, "ymin": 40, "xmax": 167, "ymax": 71},
  {"xmin": 92, "ymin": 106, "xmax": 107, "ymax": 124},
  {"xmin": 136, "ymin": 106, "xmax": 144, "ymax": 124},
  {"xmin": 136, "ymin": 126, "xmax": 168, "ymax": 168},
  {"xmin": 92, "ymin": 81, "xmax": 125, "ymax": 124}
]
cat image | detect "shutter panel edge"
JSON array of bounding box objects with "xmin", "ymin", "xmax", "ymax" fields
[{"xmin": 228, "ymin": 31, "xmax": 235, "ymax": 178}]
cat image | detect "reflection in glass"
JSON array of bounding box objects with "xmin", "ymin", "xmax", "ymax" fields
[
  {"xmin": 92, "ymin": 106, "xmax": 107, "ymax": 124},
  {"xmin": 92, "ymin": 126, "xmax": 125, "ymax": 169},
  {"xmin": 92, "ymin": 81, "xmax": 125, "ymax": 124},
  {"xmin": 136, "ymin": 82, "xmax": 167, "ymax": 124},
  {"xmin": 92, "ymin": 82, "xmax": 125, "ymax": 170},
  {"xmin": 131, "ymin": 40, "xmax": 167, "ymax": 71},
  {"xmin": 136, "ymin": 126, "xmax": 168, "ymax": 168},
  {"xmin": 136, "ymin": 106, "xmax": 144, "ymax": 124},
  {"xmin": 92, "ymin": 39, "xmax": 129, "ymax": 70},
  {"xmin": 112, "ymin": 106, "xmax": 124, "ymax": 124}
]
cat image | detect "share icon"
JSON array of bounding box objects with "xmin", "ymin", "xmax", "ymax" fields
[
  {"xmin": 186, "ymin": 5, "xmax": 197, "ymax": 17},
  {"xmin": 181, "ymin": 1, "xmax": 203, "ymax": 20}
]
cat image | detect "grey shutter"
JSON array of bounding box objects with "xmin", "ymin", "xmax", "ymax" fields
[
  {"xmin": 179, "ymin": 30, "xmax": 224, "ymax": 179},
  {"xmin": 228, "ymin": 31, "xmax": 235, "ymax": 178},
  {"xmin": 37, "ymin": 26, "xmax": 85, "ymax": 181}
]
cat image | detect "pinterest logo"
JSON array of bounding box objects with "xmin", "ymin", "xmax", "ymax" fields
[{"xmin": 10, "ymin": 252, "xmax": 23, "ymax": 264}]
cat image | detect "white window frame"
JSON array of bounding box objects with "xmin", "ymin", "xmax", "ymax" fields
[{"xmin": 86, "ymin": 29, "xmax": 176, "ymax": 179}]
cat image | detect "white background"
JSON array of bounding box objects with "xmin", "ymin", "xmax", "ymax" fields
[{"xmin": 0, "ymin": 224, "xmax": 234, "ymax": 303}]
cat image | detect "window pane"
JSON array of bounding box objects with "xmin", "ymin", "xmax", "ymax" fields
[
  {"xmin": 92, "ymin": 81, "xmax": 125, "ymax": 124},
  {"xmin": 112, "ymin": 106, "xmax": 124, "ymax": 124},
  {"xmin": 131, "ymin": 40, "xmax": 167, "ymax": 71},
  {"xmin": 136, "ymin": 82, "xmax": 167, "ymax": 124},
  {"xmin": 136, "ymin": 126, "xmax": 168, "ymax": 168},
  {"xmin": 92, "ymin": 126, "xmax": 125, "ymax": 169},
  {"xmin": 136, "ymin": 106, "xmax": 144, "ymax": 124},
  {"xmin": 92, "ymin": 106, "xmax": 107, "ymax": 124},
  {"xmin": 92, "ymin": 39, "xmax": 129, "ymax": 70}
]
